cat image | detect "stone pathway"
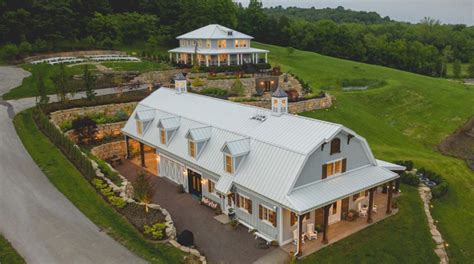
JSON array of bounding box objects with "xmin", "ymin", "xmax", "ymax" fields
[{"xmin": 418, "ymin": 185, "xmax": 449, "ymax": 264}]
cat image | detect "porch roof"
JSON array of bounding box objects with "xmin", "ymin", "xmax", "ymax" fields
[
  {"xmin": 376, "ymin": 159, "xmax": 406, "ymax": 171},
  {"xmin": 287, "ymin": 165, "xmax": 399, "ymax": 214},
  {"xmin": 168, "ymin": 47, "xmax": 269, "ymax": 55}
]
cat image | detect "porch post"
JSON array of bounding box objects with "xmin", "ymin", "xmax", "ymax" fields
[
  {"xmin": 256, "ymin": 53, "xmax": 259, "ymax": 64},
  {"xmin": 169, "ymin": 53, "xmax": 172, "ymax": 62},
  {"xmin": 297, "ymin": 214, "xmax": 303, "ymax": 256},
  {"xmin": 218, "ymin": 55, "xmax": 220, "ymax": 66},
  {"xmin": 191, "ymin": 53, "xmax": 193, "ymax": 65},
  {"xmin": 395, "ymin": 177, "xmax": 401, "ymax": 193},
  {"xmin": 206, "ymin": 55, "xmax": 209, "ymax": 67},
  {"xmin": 386, "ymin": 181, "xmax": 394, "ymax": 214},
  {"xmin": 265, "ymin": 52, "xmax": 268, "ymax": 63},
  {"xmin": 175, "ymin": 53, "xmax": 179, "ymax": 63},
  {"xmin": 125, "ymin": 135, "xmax": 130, "ymax": 159},
  {"xmin": 367, "ymin": 187, "xmax": 375, "ymax": 223},
  {"xmin": 322, "ymin": 204, "xmax": 331, "ymax": 244},
  {"xmin": 227, "ymin": 54, "xmax": 230, "ymax": 66},
  {"xmin": 139, "ymin": 142, "xmax": 145, "ymax": 168}
]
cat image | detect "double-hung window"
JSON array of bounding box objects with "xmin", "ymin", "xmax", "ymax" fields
[
  {"xmin": 160, "ymin": 128, "xmax": 166, "ymax": 144},
  {"xmin": 324, "ymin": 159, "xmax": 343, "ymax": 178},
  {"xmin": 259, "ymin": 205, "xmax": 277, "ymax": 227},
  {"xmin": 188, "ymin": 140, "xmax": 196, "ymax": 158},
  {"xmin": 236, "ymin": 194, "xmax": 252, "ymax": 214},
  {"xmin": 225, "ymin": 154, "xmax": 233, "ymax": 173}
]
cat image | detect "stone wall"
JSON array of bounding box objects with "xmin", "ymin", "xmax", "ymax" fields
[
  {"xmin": 134, "ymin": 69, "xmax": 190, "ymax": 86},
  {"xmin": 25, "ymin": 50, "xmax": 126, "ymax": 63},
  {"xmin": 91, "ymin": 141, "xmax": 126, "ymax": 160},
  {"xmin": 66, "ymin": 121, "xmax": 126, "ymax": 143},
  {"xmin": 50, "ymin": 102, "xmax": 137, "ymax": 126},
  {"xmin": 191, "ymin": 77, "xmax": 255, "ymax": 95},
  {"xmin": 238, "ymin": 94, "xmax": 333, "ymax": 114}
]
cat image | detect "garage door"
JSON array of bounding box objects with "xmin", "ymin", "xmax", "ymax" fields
[{"xmin": 158, "ymin": 155, "xmax": 187, "ymax": 191}]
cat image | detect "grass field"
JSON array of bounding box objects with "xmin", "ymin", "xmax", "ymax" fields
[
  {"xmin": 13, "ymin": 109, "xmax": 185, "ymax": 264},
  {"xmin": 254, "ymin": 42, "xmax": 474, "ymax": 262},
  {"xmin": 102, "ymin": 60, "xmax": 170, "ymax": 73},
  {"xmin": 0, "ymin": 234, "xmax": 25, "ymax": 264}
]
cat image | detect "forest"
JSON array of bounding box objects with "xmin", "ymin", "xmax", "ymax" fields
[{"xmin": 0, "ymin": 0, "xmax": 473, "ymax": 77}]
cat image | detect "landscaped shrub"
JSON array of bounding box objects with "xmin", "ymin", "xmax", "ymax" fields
[
  {"xmin": 144, "ymin": 223, "xmax": 165, "ymax": 240},
  {"xmin": 92, "ymin": 178, "xmax": 107, "ymax": 189},
  {"xmin": 431, "ymin": 182, "xmax": 449, "ymax": 199},
  {"xmin": 90, "ymin": 156, "xmax": 122, "ymax": 185},
  {"xmin": 72, "ymin": 117, "xmax": 98, "ymax": 144},
  {"xmin": 417, "ymin": 167, "xmax": 449, "ymax": 199},
  {"xmin": 191, "ymin": 76, "xmax": 204, "ymax": 87},
  {"xmin": 394, "ymin": 160, "xmax": 414, "ymax": 171},
  {"xmin": 256, "ymin": 63, "xmax": 271, "ymax": 70},
  {"xmin": 59, "ymin": 120, "xmax": 72, "ymax": 131},
  {"xmin": 400, "ymin": 172, "xmax": 420, "ymax": 186},
  {"xmin": 201, "ymin": 88, "xmax": 228, "ymax": 96},
  {"xmin": 133, "ymin": 172, "xmax": 155, "ymax": 212},
  {"xmin": 230, "ymin": 78, "xmax": 245, "ymax": 96},
  {"xmin": 109, "ymin": 196, "xmax": 127, "ymax": 208}
]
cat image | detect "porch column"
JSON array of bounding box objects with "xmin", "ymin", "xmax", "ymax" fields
[
  {"xmin": 395, "ymin": 177, "xmax": 401, "ymax": 193},
  {"xmin": 367, "ymin": 187, "xmax": 375, "ymax": 223},
  {"xmin": 256, "ymin": 53, "xmax": 259, "ymax": 64},
  {"xmin": 218, "ymin": 55, "xmax": 220, "ymax": 66},
  {"xmin": 297, "ymin": 214, "xmax": 303, "ymax": 256},
  {"xmin": 139, "ymin": 142, "xmax": 145, "ymax": 168},
  {"xmin": 322, "ymin": 204, "xmax": 331, "ymax": 244},
  {"xmin": 191, "ymin": 53, "xmax": 194, "ymax": 65},
  {"xmin": 169, "ymin": 53, "xmax": 172, "ymax": 62},
  {"xmin": 227, "ymin": 54, "xmax": 230, "ymax": 66},
  {"xmin": 125, "ymin": 135, "xmax": 130, "ymax": 159},
  {"xmin": 206, "ymin": 55, "xmax": 209, "ymax": 67},
  {"xmin": 386, "ymin": 181, "xmax": 394, "ymax": 214},
  {"xmin": 265, "ymin": 52, "xmax": 268, "ymax": 63}
]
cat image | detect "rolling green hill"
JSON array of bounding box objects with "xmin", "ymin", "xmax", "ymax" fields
[{"xmin": 253, "ymin": 42, "xmax": 474, "ymax": 262}]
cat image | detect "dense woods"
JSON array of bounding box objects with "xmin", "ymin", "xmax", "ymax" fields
[{"xmin": 0, "ymin": 0, "xmax": 473, "ymax": 77}]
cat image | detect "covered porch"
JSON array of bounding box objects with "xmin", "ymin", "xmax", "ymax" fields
[
  {"xmin": 169, "ymin": 51, "xmax": 268, "ymax": 66},
  {"xmin": 282, "ymin": 189, "xmax": 399, "ymax": 258}
]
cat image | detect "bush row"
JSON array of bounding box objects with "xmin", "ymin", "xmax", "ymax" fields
[{"xmin": 418, "ymin": 168, "xmax": 449, "ymax": 199}]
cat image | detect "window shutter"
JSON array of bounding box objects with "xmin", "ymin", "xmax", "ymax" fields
[
  {"xmin": 259, "ymin": 205, "xmax": 263, "ymax": 219},
  {"xmin": 208, "ymin": 181, "xmax": 212, "ymax": 193},
  {"xmin": 342, "ymin": 158, "xmax": 347, "ymax": 172},
  {"xmin": 227, "ymin": 193, "xmax": 233, "ymax": 206},
  {"xmin": 235, "ymin": 193, "xmax": 240, "ymax": 207},
  {"xmin": 248, "ymin": 199, "xmax": 253, "ymax": 214},
  {"xmin": 272, "ymin": 210, "xmax": 277, "ymax": 227},
  {"xmin": 322, "ymin": 164, "xmax": 328, "ymax": 179}
]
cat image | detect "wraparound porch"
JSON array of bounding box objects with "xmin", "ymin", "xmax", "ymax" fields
[{"xmin": 170, "ymin": 52, "xmax": 268, "ymax": 66}]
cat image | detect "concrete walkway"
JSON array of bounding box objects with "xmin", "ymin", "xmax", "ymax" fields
[{"xmin": 0, "ymin": 66, "xmax": 146, "ymax": 264}]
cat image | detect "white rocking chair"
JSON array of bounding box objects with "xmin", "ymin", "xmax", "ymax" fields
[
  {"xmin": 306, "ymin": 223, "xmax": 318, "ymax": 240},
  {"xmin": 358, "ymin": 203, "xmax": 368, "ymax": 217}
]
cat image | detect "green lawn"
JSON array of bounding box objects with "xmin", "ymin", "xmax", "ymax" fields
[
  {"xmin": 254, "ymin": 42, "xmax": 474, "ymax": 262},
  {"xmin": 0, "ymin": 234, "xmax": 25, "ymax": 264},
  {"xmin": 102, "ymin": 60, "xmax": 171, "ymax": 73},
  {"xmin": 300, "ymin": 186, "xmax": 437, "ymax": 263},
  {"xmin": 13, "ymin": 109, "xmax": 185, "ymax": 264}
]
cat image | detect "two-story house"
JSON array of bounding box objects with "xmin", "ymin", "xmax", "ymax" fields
[
  {"xmin": 121, "ymin": 77, "xmax": 403, "ymax": 256},
  {"xmin": 168, "ymin": 24, "xmax": 269, "ymax": 66}
]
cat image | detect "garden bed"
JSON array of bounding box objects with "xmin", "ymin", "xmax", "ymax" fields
[{"xmin": 119, "ymin": 203, "xmax": 166, "ymax": 234}]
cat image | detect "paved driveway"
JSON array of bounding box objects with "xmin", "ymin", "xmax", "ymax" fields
[
  {"xmin": 116, "ymin": 160, "xmax": 277, "ymax": 264},
  {"xmin": 0, "ymin": 66, "xmax": 145, "ymax": 264}
]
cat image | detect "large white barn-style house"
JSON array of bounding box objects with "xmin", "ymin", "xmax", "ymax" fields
[
  {"xmin": 122, "ymin": 78, "xmax": 404, "ymax": 256},
  {"xmin": 168, "ymin": 24, "xmax": 269, "ymax": 66}
]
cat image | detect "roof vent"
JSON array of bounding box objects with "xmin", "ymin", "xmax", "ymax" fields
[
  {"xmin": 227, "ymin": 31, "xmax": 233, "ymax": 36},
  {"xmin": 251, "ymin": 111, "xmax": 267, "ymax": 122}
]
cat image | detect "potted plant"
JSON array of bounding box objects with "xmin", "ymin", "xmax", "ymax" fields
[
  {"xmin": 228, "ymin": 208, "xmax": 236, "ymax": 219},
  {"xmin": 230, "ymin": 219, "xmax": 239, "ymax": 229}
]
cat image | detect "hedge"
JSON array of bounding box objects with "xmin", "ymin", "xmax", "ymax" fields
[{"xmin": 400, "ymin": 172, "xmax": 420, "ymax": 186}]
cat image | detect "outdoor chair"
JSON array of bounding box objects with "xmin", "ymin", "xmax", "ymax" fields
[
  {"xmin": 358, "ymin": 203, "xmax": 368, "ymax": 217},
  {"xmin": 306, "ymin": 223, "xmax": 318, "ymax": 240},
  {"xmin": 372, "ymin": 204, "xmax": 378, "ymax": 213},
  {"xmin": 292, "ymin": 229, "xmax": 305, "ymax": 245}
]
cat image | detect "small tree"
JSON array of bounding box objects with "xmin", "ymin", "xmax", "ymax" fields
[
  {"xmin": 35, "ymin": 71, "xmax": 49, "ymax": 107},
  {"xmin": 468, "ymin": 59, "xmax": 474, "ymax": 78},
  {"xmin": 452, "ymin": 59, "xmax": 462, "ymax": 79},
  {"xmin": 230, "ymin": 78, "xmax": 245, "ymax": 96},
  {"xmin": 72, "ymin": 117, "xmax": 97, "ymax": 144},
  {"xmin": 133, "ymin": 172, "xmax": 155, "ymax": 213},
  {"xmin": 50, "ymin": 63, "xmax": 70, "ymax": 102},
  {"xmin": 83, "ymin": 64, "xmax": 97, "ymax": 100},
  {"xmin": 286, "ymin": 46, "xmax": 294, "ymax": 57}
]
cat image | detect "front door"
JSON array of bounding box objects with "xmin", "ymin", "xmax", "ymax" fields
[
  {"xmin": 187, "ymin": 169, "xmax": 202, "ymax": 198},
  {"xmin": 341, "ymin": 197, "xmax": 350, "ymax": 220}
]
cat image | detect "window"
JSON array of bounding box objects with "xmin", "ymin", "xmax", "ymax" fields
[
  {"xmin": 160, "ymin": 128, "xmax": 166, "ymax": 144},
  {"xmin": 225, "ymin": 154, "xmax": 233, "ymax": 173},
  {"xmin": 234, "ymin": 40, "xmax": 239, "ymax": 48},
  {"xmin": 136, "ymin": 120, "xmax": 143, "ymax": 135},
  {"xmin": 236, "ymin": 194, "xmax": 252, "ymax": 214},
  {"xmin": 290, "ymin": 212, "xmax": 310, "ymax": 226},
  {"xmin": 332, "ymin": 202, "xmax": 338, "ymax": 214},
  {"xmin": 188, "ymin": 140, "xmax": 196, "ymax": 158},
  {"xmin": 218, "ymin": 40, "xmax": 226, "ymax": 48},
  {"xmin": 208, "ymin": 179, "xmax": 215, "ymax": 193},
  {"xmin": 206, "ymin": 40, "xmax": 211, "ymax": 48},
  {"xmin": 324, "ymin": 159, "xmax": 344, "ymax": 178},
  {"xmin": 259, "ymin": 205, "xmax": 277, "ymax": 227},
  {"xmin": 330, "ymin": 138, "xmax": 341, "ymax": 155},
  {"xmin": 281, "ymin": 99, "xmax": 287, "ymax": 113}
]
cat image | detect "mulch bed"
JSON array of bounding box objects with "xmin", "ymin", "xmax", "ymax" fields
[
  {"xmin": 118, "ymin": 203, "xmax": 166, "ymax": 233},
  {"xmin": 438, "ymin": 116, "xmax": 474, "ymax": 170}
]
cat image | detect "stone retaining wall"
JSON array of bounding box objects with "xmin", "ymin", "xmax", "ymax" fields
[
  {"xmin": 50, "ymin": 102, "xmax": 137, "ymax": 126},
  {"xmin": 134, "ymin": 69, "xmax": 190, "ymax": 85},
  {"xmin": 91, "ymin": 141, "xmax": 126, "ymax": 160},
  {"xmin": 65, "ymin": 121, "xmax": 126, "ymax": 143},
  {"xmin": 25, "ymin": 50, "xmax": 126, "ymax": 63},
  {"xmin": 239, "ymin": 94, "xmax": 333, "ymax": 114},
  {"xmin": 191, "ymin": 77, "xmax": 255, "ymax": 95}
]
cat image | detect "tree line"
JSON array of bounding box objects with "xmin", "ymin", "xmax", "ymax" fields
[{"xmin": 1, "ymin": 0, "xmax": 473, "ymax": 77}]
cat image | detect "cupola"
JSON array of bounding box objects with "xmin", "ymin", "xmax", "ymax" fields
[
  {"xmin": 271, "ymin": 86, "xmax": 288, "ymax": 116},
  {"xmin": 174, "ymin": 72, "xmax": 187, "ymax": 94}
]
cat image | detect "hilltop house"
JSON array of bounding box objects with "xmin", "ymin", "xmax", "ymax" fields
[
  {"xmin": 168, "ymin": 24, "xmax": 269, "ymax": 66},
  {"xmin": 121, "ymin": 78, "xmax": 404, "ymax": 256}
]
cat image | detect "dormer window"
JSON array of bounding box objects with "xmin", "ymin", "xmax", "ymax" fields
[
  {"xmin": 188, "ymin": 140, "xmax": 196, "ymax": 158},
  {"xmin": 330, "ymin": 138, "xmax": 341, "ymax": 155},
  {"xmin": 157, "ymin": 116, "xmax": 180, "ymax": 146},
  {"xmin": 221, "ymin": 138, "xmax": 250, "ymax": 174},
  {"xmin": 136, "ymin": 120, "xmax": 143, "ymax": 135},
  {"xmin": 134, "ymin": 109, "xmax": 155, "ymax": 136},
  {"xmin": 185, "ymin": 126, "xmax": 211, "ymax": 159},
  {"xmin": 225, "ymin": 154, "xmax": 233, "ymax": 173}
]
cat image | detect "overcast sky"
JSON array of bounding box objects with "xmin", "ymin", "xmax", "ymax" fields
[{"xmin": 236, "ymin": 0, "xmax": 473, "ymax": 25}]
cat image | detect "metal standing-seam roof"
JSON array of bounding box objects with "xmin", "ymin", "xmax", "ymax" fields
[
  {"xmin": 122, "ymin": 88, "xmax": 395, "ymax": 211},
  {"xmin": 376, "ymin": 159, "xmax": 406, "ymax": 171},
  {"xmin": 135, "ymin": 109, "xmax": 155, "ymax": 121},
  {"xmin": 177, "ymin": 24, "xmax": 253, "ymax": 40},
  {"xmin": 186, "ymin": 126, "xmax": 212, "ymax": 142}
]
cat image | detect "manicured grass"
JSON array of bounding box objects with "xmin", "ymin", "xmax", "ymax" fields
[
  {"xmin": 0, "ymin": 234, "xmax": 25, "ymax": 264},
  {"xmin": 300, "ymin": 186, "xmax": 437, "ymax": 263},
  {"xmin": 13, "ymin": 109, "xmax": 185, "ymax": 264},
  {"xmin": 102, "ymin": 60, "xmax": 171, "ymax": 73},
  {"xmin": 254, "ymin": 42, "xmax": 474, "ymax": 262}
]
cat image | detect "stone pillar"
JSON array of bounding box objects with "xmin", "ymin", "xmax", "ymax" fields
[
  {"xmin": 297, "ymin": 214, "xmax": 303, "ymax": 256},
  {"xmin": 386, "ymin": 181, "xmax": 394, "ymax": 214},
  {"xmin": 367, "ymin": 188, "xmax": 375, "ymax": 223},
  {"xmin": 322, "ymin": 204, "xmax": 331, "ymax": 244},
  {"xmin": 139, "ymin": 142, "xmax": 145, "ymax": 168},
  {"xmin": 125, "ymin": 135, "xmax": 130, "ymax": 159}
]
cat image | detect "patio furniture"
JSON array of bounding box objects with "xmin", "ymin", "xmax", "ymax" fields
[
  {"xmin": 372, "ymin": 204, "xmax": 377, "ymax": 213},
  {"xmin": 306, "ymin": 223, "xmax": 318, "ymax": 240},
  {"xmin": 292, "ymin": 229, "xmax": 305, "ymax": 245},
  {"xmin": 358, "ymin": 203, "xmax": 368, "ymax": 217}
]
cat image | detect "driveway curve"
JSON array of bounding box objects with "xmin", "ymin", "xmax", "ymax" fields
[{"xmin": 0, "ymin": 66, "xmax": 146, "ymax": 264}]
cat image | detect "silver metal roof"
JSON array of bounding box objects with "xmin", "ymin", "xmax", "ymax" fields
[
  {"xmin": 186, "ymin": 126, "xmax": 212, "ymax": 142},
  {"xmin": 288, "ymin": 166, "xmax": 399, "ymax": 213},
  {"xmin": 168, "ymin": 46, "xmax": 269, "ymax": 55},
  {"xmin": 222, "ymin": 138, "xmax": 250, "ymax": 156},
  {"xmin": 376, "ymin": 159, "xmax": 406, "ymax": 171},
  {"xmin": 122, "ymin": 88, "xmax": 391, "ymax": 211},
  {"xmin": 177, "ymin": 24, "xmax": 253, "ymax": 40},
  {"xmin": 134, "ymin": 109, "xmax": 155, "ymax": 121}
]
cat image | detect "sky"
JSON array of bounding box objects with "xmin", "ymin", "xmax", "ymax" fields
[{"xmin": 236, "ymin": 0, "xmax": 474, "ymax": 25}]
